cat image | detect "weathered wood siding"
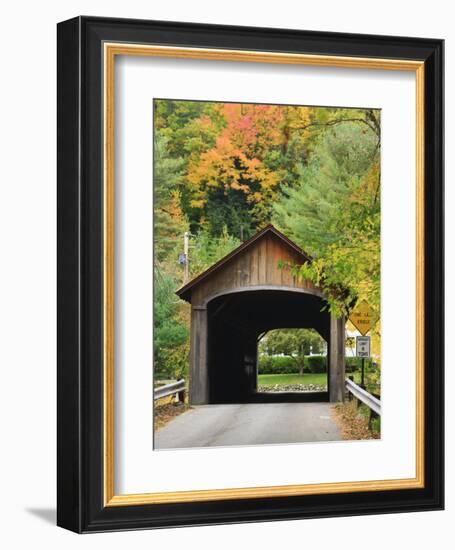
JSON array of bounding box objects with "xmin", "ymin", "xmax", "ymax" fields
[{"xmin": 191, "ymin": 233, "xmax": 320, "ymax": 306}]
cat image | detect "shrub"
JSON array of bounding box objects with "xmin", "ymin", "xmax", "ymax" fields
[
  {"xmin": 345, "ymin": 357, "xmax": 374, "ymax": 373},
  {"xmin": 258, "ymin": 355, "xmax": 377, "ymax": 376},
  {"xmin": 306, "ymin": 355, "xmax": 327, "ymax": 373},
  {"xmin": 258, "ymin": 355, "xmax": 300, "ymax": 374}
]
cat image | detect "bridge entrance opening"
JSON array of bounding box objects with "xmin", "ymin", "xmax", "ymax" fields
[
  {"xmin": 257, "ymin": 328, "xmax": 328, "ymax": 397},
  {"xmin": 206, "ymin": 289, "xmax": 331, "ymax": 404}
]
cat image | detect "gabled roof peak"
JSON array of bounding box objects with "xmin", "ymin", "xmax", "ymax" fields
[{"xmin": 176, "ymin": 224, "xmax": 311, "ymax": 302}]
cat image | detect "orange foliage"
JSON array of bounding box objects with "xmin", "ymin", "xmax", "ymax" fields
[{"xmin": 187, "ymin": 103, "xmax": 284, "ymax": 209}]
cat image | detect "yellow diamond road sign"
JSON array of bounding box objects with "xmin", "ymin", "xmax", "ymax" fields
[{"xmin": 349, "ymin": 300, "xmax": 378, "ymax": 336}]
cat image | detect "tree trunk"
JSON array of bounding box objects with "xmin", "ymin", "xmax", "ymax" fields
[{"xmin": 299, "ymin": 355, "xmax": 305, "ymax": 375}]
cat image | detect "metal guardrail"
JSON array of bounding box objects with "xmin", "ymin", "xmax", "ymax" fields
[
  {"xmin": 154, "ymin": 379, "xmax": 186, "ymax": 401},
  {"xmin": 345, "ymin": 377, "xmax": 381, "ymax": 416}
]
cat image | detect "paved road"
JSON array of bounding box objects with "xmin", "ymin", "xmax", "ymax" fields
[{"xmin": 155, "ymin": 403, "xmax": 341, "ymax": 450}]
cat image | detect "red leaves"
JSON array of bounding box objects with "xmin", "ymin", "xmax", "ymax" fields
[{"xmin": 187, "ymin": 103, "xmax": 284, "ymax": 208}]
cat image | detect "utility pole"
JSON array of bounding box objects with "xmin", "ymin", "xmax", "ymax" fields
[{"xmin": 183, "ymin": 231, "xmax": 189, "ymax": 284}]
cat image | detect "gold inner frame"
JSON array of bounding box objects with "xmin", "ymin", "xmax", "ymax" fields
[{"xmin": 103, "ymin": 43, "xmax": 425, "ymax": 506}]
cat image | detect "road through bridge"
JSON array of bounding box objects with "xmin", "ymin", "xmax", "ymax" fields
[{"xmin": 155, "ymin": 402, "xmax": 342, "ymax": 449}]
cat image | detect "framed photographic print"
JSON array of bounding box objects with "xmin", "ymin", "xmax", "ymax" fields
[{"xmin": 57, "ymin": 16, "xmax": 444, "ymax": 532}]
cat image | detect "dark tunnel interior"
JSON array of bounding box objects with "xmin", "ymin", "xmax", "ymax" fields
[{"xmin": 206, "ymin": 289, "xmax": 331, "ymax": 404}]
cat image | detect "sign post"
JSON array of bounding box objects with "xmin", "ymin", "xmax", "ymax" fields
[
  {"xmin": 349, "ymin": 301, "xmax": 376, "ymax": 389},
  {"xmin": 356, "ymin": 335, "xmax": 371, "ymax": 388}
]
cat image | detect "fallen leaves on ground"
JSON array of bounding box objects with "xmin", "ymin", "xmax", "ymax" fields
[
  {"xmin": 154, "ymin": 401, "xmax": 189, "ymax": 432},
  {"xmin": 331, "ymin": 400, "xmax": 380, "ymax": 440}
]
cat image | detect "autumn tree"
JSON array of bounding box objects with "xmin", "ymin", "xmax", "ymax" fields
[
  {"xmin": 187, "ymin": 103, "xmax": 285, "ymax": 237},
  {"xmin": 273, "ymin": 119, "xmax": 380, "ymax": 316}
]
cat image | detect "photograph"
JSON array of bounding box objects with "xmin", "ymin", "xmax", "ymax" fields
[{"xmin": 152, "ymin": 99, "xmax": 382, "ymax": 450}]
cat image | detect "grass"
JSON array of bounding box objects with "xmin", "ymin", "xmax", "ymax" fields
[{"xmin": 258, "ymin": 373, "xmax": 327, "ymax": 386}]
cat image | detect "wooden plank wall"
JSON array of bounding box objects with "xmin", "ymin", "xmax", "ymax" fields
[{"xmin": 192, "ymin": 233, "xmax": 320, "ymax": 306}]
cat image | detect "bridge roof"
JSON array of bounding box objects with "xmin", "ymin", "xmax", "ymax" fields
[{"xmin": 176, "ymin": 224, "xmax": 312, "ymax": 303}]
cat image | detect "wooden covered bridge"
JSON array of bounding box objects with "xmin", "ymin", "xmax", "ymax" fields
[{"xmin": 176, "ymin": 225, "xmax": 345, "ymax": 406}]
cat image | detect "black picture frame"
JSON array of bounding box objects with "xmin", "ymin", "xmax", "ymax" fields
[{"xmin": 57, "ymin": 16, "xmax": 444, "ymax": 533}]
